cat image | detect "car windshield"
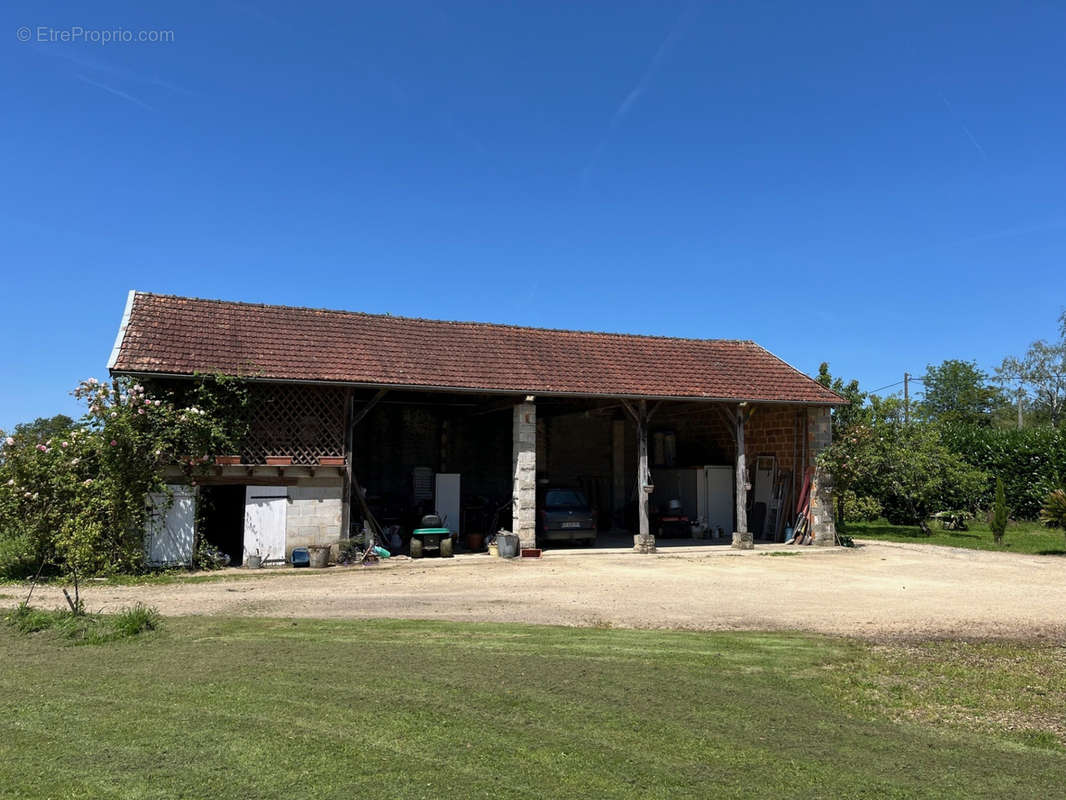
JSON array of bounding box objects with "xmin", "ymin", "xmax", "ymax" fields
[{"xmin": 544, "ymin": 489, "xmax": 588, "ymax": 509}]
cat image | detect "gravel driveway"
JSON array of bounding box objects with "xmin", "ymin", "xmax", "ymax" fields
[{"xmin": 8, "ymin": 541, "xmax": 1066, "ymax": 640}]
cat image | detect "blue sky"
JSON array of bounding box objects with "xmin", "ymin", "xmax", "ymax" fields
[{"xmin": 3, "ymin": 1, "xmax": 1065, "ymax": 429}]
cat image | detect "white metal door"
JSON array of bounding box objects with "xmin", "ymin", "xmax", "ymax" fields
[
  {"xmin": 244, "ymin": 486, "xmax": 287, "ymax": 564},
  {"xmin": 145, "ymin": 484, "xmax": 196, "ymax": 566},
  {"xmin": 434, "ymin": 473, "xmax": 461, "ymax": 535}
]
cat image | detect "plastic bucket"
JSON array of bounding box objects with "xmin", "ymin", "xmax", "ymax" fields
[{"xmin": 496, "ymin": 533, "xmax": 519, "ymax": 559}]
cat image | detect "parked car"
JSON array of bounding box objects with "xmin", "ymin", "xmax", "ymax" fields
[{"xmin": 537, "ymin": 487, "xmax": 597, "ymax": 546}]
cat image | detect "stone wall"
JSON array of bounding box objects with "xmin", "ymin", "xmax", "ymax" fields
[
  {"xmin": 512, "ymin": 402, "xmax": 537, "ymax": 548},
  {"xmin": 806, "ymin": 406, "xmax": 837, "ymax": 546}
]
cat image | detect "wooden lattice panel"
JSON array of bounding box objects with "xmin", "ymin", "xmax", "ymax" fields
[{"xmin": 242, "ymin": 384, "xmax": 346, "ymax": 465}]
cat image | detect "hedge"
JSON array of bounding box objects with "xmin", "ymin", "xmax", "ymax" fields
[{"xmin": 939, "ymin": 423, "xmax": 1066, "ymax": 519}]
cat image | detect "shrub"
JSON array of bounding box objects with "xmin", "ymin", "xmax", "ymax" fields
[
  {"xmin": 0, "ymin": 375, "xmax": 249, "ymax": 579},
  {"xmin": 110, "ymin": 603, "xmax": 162, "ymax": 638},
  {"xmin": 0, "ymin": 535, "xmax": 37, "ymax": 581},
  {"xmin": 1040, "ymin": 490, "xmax": 1066, "ymax": 543},
  {"xmin": 195, "ymin": 541, "xmax": 230, "ymax": 570},
  {"xmin": 3, "ymin": 602, "xmax": 162, "ymax": 644},
  {"xmin": 820, "ymin": 418, "xmax": 987, "ymax": 533},
  {"xmin": 991, "ymin": 477, "xmax": 1008, "ymax": 545},
  {"xmin": 841, "ymin": 491, "xmax": 882, "ymax": 523}
]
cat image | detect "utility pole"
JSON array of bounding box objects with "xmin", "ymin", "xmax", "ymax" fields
[
  {"xmin": 1017, "ymin": 388, "xmax": 1024, "ymax": 431},
  {"xmin": 904, "ymin": 372, "xmax": 910, "ymax": 425}
]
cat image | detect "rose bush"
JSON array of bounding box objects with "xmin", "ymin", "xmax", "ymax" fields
[{"xmin": 0, "ymin": 375, "xmax": 248, "ymax": 578}]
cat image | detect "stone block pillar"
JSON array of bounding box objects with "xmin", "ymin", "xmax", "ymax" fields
[
  {"xmin": 512, "ymin": 401, "xmax": 537, "ymax": 549},
  {"xmin": 807, "ymin": 406, "xmax": 837, "ymax": 546}
]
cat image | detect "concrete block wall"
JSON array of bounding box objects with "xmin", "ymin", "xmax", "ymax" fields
[{"xmin": 285, "ymin": 485, "xmax": 343, "ymax": 559}]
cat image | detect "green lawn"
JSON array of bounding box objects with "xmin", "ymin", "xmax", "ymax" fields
[
  {"xmin": 845, "ymin": 518, "xmax": 1066, "ymax": 555},
  {"xmin": 1, "ymin": 617, "xmax": 1064, "ymax": 799}
]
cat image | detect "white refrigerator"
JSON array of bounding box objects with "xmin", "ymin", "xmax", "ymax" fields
[
  {"xmin": 651, "ymin": 466, "xmax": 733, "ymax": 536},
  {"xmin": 697, "ymin": 466, "xmax": 734, "ymax": 537}
]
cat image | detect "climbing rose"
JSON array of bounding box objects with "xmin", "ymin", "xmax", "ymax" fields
[
  {"xmin": 61, "ymin": 441, "xmax": 69, "ymax": 448},
  {"xmin": 4, "ymin": 437, "xmax": 13, "ymax": 446},
  {"xmin": 110, "ymin": 440, "xmax": 118, "ymax": 447},
  {"xmin": 36, "ymin": 444, "xmax": 47, "ymax": 452}
]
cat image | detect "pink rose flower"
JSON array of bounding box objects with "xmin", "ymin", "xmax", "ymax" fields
[
  {"xmin": 110, "ymin": 440, "xmax": 118, "ymax": 447},
  {"xmin": 4, "ymin": 437, "xmax": 13, "ymax": 446}
]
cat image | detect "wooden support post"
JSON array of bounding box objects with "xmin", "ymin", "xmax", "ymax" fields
[
  {"xmin": 340, "ymin": 390, "xmax": 354, "ymax": 541},
  {"xmin": 638, "ymin": 401, "xmax": 650, "ymax": 544},
  {"xmin": 344, "ymin": 389, "xmax": 387, "ymax": 542},
  {"xmin": 732, "ymin": 402, "xmax": 753, "ymax": 549},
  {"xmin": 623, "ymin": 398, "xmax": 656, "ymax": 554}
]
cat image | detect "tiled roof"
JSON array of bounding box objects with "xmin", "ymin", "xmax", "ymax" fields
[{"xmin": 108, "ymin": 292, "xmax": 843, "ymax": 405}]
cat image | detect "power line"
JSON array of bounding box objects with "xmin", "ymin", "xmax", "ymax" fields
[
  {"xmin": 868, "ymin": 380, "xmax": 904, "ymax": 394},
  {"xmin": 868, "ymin": 376, "xmax": 926, "ymax": 395}
]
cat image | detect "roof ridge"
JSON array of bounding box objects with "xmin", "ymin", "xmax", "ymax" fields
[{"xmin": 133, "ymin": 291, "xmax": 760, "ymax": 347}]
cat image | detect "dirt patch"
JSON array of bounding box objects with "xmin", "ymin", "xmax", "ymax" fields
[{"xmin": 6, "ymin": 541, "xmax": 1066, "ymax": 640}]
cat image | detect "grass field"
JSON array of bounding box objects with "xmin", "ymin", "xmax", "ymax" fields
[
  {"xmin": 1, "ymin": 616, "xmax": 1063, "ymax": 799},
  {"xmin": 845, "ymin": 518, "xmax": 1066, "ymax": 555}
]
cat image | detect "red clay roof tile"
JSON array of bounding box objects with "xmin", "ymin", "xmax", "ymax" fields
[{"xmin": 109, "ymin": 292, "xmax": 842, "ymax": 404}]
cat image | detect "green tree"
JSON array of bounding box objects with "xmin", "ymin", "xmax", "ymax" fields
[
  {"xmin": 870, "ymin": 422, "xmax": 987, "ymax": 534},
  {"xmin": 997, "ymin": 311, "xmax": 1066, "ymax": 428},
  {"xmin": 8, "ymin": 415, "xmax": 76, "ymax": 446},
  {"xmin": 818, "ymin": 407, "xmax": 987, "ymax": 535},
  {"xmin": 991, "ymin": 476, "xmax": 1007, "ymax": 545},
  {"xmin": 919, "ymin": 360, "xmax": 1003, "ymax": 426},
  {"xmin": 816, "ymin": 362, "xmax": 868, "ymax": 434}
]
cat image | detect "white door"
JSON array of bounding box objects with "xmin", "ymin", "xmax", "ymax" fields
[
  {"xmin": 435, "ymin": 473, "xmax": 461, "ymax": 535},
  {"xmin": 699, "ymin": 466, "xmax": 734, "ymax": 537},
  {"xmin": 146, "ymin": 484, "xmax": 196, "ymax": 566},
  {"xmin": 244, "ymin": 486, "xmax": 287, "ymax": 564}
]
